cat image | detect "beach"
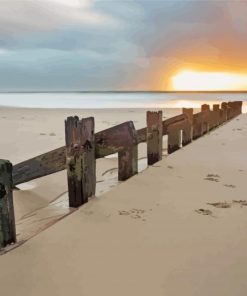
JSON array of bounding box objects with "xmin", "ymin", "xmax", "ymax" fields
[
  {"xmin": 0, "ymin": 107, "xmax": 246, "ymax": 295},
  {"xmin": 0, "ymin": 106, "xmax": 182, "ymax": 241}
]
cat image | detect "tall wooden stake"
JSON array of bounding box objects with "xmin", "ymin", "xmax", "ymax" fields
[
  {"xmin": 118, "ymin": 121, "xmax": 138, "ymax": 181},
  {"xmin": 0, "ymin": 160, "xmax": 16, "ymax": 248},
  {"xmin": 147, "ymin": 111, "xmax": 163, "ymax": 165},
  {"xmin": 65, "ymin": 117, "xmax": 96, "ymax": 208},
  {"xmin": 167, "ymin": 124, "xmax": 181, "ymax": 154},
  {"xmin": 182, "ymin": 108, "xmax": 193, "ymax": 145}
]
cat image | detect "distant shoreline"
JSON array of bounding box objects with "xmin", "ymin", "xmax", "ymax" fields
[{"xmin": 1, "ymin": 91, "xmax": 247, "ymax": 94}]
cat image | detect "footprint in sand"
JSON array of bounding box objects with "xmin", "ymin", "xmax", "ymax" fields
[
  {"xmin": 167, "ymin": 165, "xmax": 174, "ymax": 169},
  {"xmin": 204, "ymin": 174, "xmax": 220, "ymax": 182},
  {"xmin": 49, "ymin": 132, "xmax": 56, "ymax": 136},
  {"xmin": 207, "ymin": 202, "xmax": 231, "ymax": 209},
  {"xmin": 224, "ymin": 184, "xmax": 236, "ymax": 189},
  {"xmin": 40, "ymin": 133, "xmax": 46, "ymax": 136},
  {"xmin": 118, "ymin": 208, "xmax": 146, "ymax": 221},
  {"xmin": 233, "ymin": 200, "xmax": 247, "ymax": 207},
  {"xmin": 195, "ymin": 209, "xmax": 215, "ymax": 217}
]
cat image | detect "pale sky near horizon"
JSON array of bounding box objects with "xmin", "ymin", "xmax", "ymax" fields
[{"xmin": 0, "ymin": 0, "xmax": 247, "ymax": 91}]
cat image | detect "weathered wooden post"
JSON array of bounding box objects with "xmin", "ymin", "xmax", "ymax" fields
[
  {"xmin": 146, "ymin": 111, "xmax": 163, "ymax": 165},
  {"xmin": 213, "ymin": 104, "xmax": 220, "ymax": 126},
  {"xmin": 213, "ymin": 104, "xmax": 220, "ymax": 112},
  {"xmin": 237, "ymin": 101, "xmax": 243, "ymax": 115},
  {"xmin": 167, "ymin": 123, "xmax": 181, "ymax": 154},
  {"xmin": 201, "ymin": 104, "xmax": 210, "ymax": 133},
  {"xmin": 193, "ymin": 112, "xmax": 203, "ymax": 139},
  {"xmin": 221, "ymin": 102, "xmax": 228, "ymax": 121},
  {"xmin": 118, "ymin": 121, "xmax": 138, "ymax": 181},
  {"xmin": 65, "ymin": 116, "xmax": 96, "ymax": 208},
  {"xmin": 0, "ymin": 160, "xmax": 16, "ymax": 248},
  {"xmin": 182, "ymin": 108, "xmax": 193, "ymax": 146},
  {"xmin": 201, "ymin": 104, "xmax": 210, "ymax": 113}
]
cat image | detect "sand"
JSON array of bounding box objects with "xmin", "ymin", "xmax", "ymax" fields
[
  {"xmin": 0, "ymin": 107, "xmax": 181, "ymax": 241},
  {"xmin": 0, "ymin": 108, "xmax": 246, "ymax": 295}
]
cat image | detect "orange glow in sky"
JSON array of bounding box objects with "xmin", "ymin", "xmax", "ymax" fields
[{"xmin": 171, "ymin": 70, "xmax": 247, "ymax": 91}]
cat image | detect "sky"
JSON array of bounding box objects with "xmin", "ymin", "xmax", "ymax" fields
[{"xmin": 0, "ymin": 0, "xmax": 247, "ymax": 91}]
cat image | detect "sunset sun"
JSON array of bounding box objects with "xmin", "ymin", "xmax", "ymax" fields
[{"xmin": 171, "ymin": 70, "xmax": 247, "ymax": 91}]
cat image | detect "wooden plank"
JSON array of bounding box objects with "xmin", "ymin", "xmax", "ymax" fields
[
  {"xmin": 95, "ymin": 121, "xmax": 134, "ymax": 158},
  {"xmin": 162, "ymin": 114, "xmax": 187, "ymax": 135},
  {"xmin": 118, "ymin": 121, "xmax": 138, "ymax": 181},
  {"xmin": 65, "ymin": 117, "xmax": 96, "ymax": 208},
  {"xmin": 137, "ymin": 114, "xmax": 187, "ymax": 144},
  {"xmin": 0, "ymin": 160, "xmax": 16, "ymax": 248},
  {"xmin": 11, "ymin": 113, "xmax": 194, "ymax": 186},
  {"xmin": 147, "ymin": 111, "xmax": 163, "ymax": 165},
  {"xmin": 13, "ymin": 146, "xmax": 66, "ymax": 186},
  {"xmin": 13, "ymin": 121, "xmax": 137, "ymax": 185}
]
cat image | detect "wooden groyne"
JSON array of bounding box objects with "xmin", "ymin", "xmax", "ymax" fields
[{"xmin": 0, "ymin": 101, "xmax": 242, "ymax": 249}]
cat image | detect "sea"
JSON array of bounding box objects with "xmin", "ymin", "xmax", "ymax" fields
[{"xmin": 0, "ymin": 92, "xmax": 246, "ymax": 111}]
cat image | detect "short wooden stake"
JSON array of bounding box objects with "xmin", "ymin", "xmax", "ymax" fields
[
  {"xmin": 182, "ymin": 108, "xmax": 193, "ymax": 144},
  {"xmin": 201, "ymin": 104, "xmax": 210, "ymax": 133},
  {"xmin": 213, "ymin": 104, "xmax": 220, "ymax": 111},
  {"xmin": 147, "ymin": 111, "xmax": 163, "ymax": 165},
  {"xmin": 118, "ymin": 121, "xmax": 138, "ymax": 181},
  {"xmin": 182, "ymin": 123, "xmax": 192, "ymax": 146},
  {"xmin": 201, "ymin": 104, "xmax": 210, "ymax": 112},
  {"xmin": 0, "ymin": 160, "xmax": 16, "ymax": 248},
  {"xmin": 193, "ymin": 113, "xmax": 203, "ymax": 139},
  {"xmin": 167, "ymin": 124, "xmax": 181, "ymax": 154},
  {"xmin": 65, "ymin": 116, "xmax": 96, "ymax": 208}
]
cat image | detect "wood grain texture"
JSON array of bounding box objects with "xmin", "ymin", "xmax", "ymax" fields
[
  {"xmin": 65, "ymin": 117, "xmax": 95, "ymax": 208},
  {"xmin": 0, "ymin": 160, "xmax": 16, "ymax": 248},
  {"xmin": 12, "ymin": 102, "xmax": 241, "ymax": 187},
  {"xmin": 118, "ymin": 121, "xmax": 138, "ymax": 181},
  {"xmin": 193, "ymin": 112, "xmax": 203, "ymax": 139},
  {"xmin": 147, "ymin": 111, "xmax": 163, "ymax": 165}
]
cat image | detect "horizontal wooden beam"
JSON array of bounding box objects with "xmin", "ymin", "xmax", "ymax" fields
[
  {"xmin": 13, "ymin": 146, "xmax": 66, "ymax": 186},
  {"xmin": 136, "ymin": 114, "xmax": 187, "ymax": 144},
  {"xmin": 13, "ymin": 121, "xmax": 138, "ymax": 185}
]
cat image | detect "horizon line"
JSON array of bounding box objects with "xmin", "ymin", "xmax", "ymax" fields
[{"xmin": 1, "ymin": 90, "xmax": 247, "ymax": 94}]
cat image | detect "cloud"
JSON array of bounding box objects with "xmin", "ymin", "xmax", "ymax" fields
[
  {"xmin": 1, "ymin": 0, "xmax": 247, "ymax": 91},
  {"xmin": 0, "ymin": 0, "xmax": 113, "ymax": 36}
]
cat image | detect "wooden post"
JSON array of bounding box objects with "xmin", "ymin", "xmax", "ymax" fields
[
  {"xmin": 167, "ymin": 123, "xmax": 181, "ymax": 154},
  {"xmin": 193, "ymin": 113, "xmax": 203, "ymax": 139},
  {"xmin": 0, "ymin": 160, "xmax": 16, "ymax": 248},
  {"xmin": 118, "ymin": 121, "xmax": 138, "ymax": 181},
  {"xmin": 201, "ymin": 105, "xmax": 210, "ymax": 134},
  {"xmin": 201, "ymin": 104, "xmax": 210, "ymax": 112},
  {"xmin": 182, "ymin": 108, "xmax": 193, "ymax": 146},
  {"xmin": 147, "ymin": 111, "xmax": 163, "ymax": 165},
  {"xmin": 237, "ymin": 101, "xmax": 243, "ymax": 115},
  {"xmin": 65, "ymin": 116, "xmax": 96, "ymax": 208},
  {"xmin": 213, "ymin": 104, "xmax": 220, "ymax": 111},
  {"xmin": 221, "ymin": 102, "xmax": 228, "ymax": 121}
]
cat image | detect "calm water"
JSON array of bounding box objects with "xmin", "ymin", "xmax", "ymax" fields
[{"xmin": 0, "ymin": 92, "xmax": 246, "ymax": 110}]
